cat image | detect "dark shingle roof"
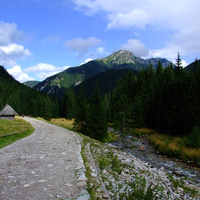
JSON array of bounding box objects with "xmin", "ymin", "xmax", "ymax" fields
[{"xmin": 0, "ymin": 104, "xmax": 18, "ymax": 116}]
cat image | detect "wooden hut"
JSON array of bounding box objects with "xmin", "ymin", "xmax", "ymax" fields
[{"xmin": 0, "ymin": 104, "xmax": 18, "ymax": 120}]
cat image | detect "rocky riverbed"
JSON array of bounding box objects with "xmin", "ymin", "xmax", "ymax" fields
[
  {"xmin": 109, "ymin": 133, "xmax": 200, "ymax": 186},
  {"xmin": 81, "ymin": 132, "xmax": 200, "ymax": 199}
]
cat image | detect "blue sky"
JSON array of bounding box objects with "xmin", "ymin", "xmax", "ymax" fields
[{"xmin": 0, "ymin": 0, "xmax": 200, "ymax": 82}]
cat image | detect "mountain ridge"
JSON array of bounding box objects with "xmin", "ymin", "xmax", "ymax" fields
[{"xmin": 33, "ymin": 50, "xmax": 174, "ymax": 97}]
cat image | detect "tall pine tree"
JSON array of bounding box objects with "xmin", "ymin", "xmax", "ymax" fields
[
  {"xmin": 86, "ymin": 83, "xmax": 107, "ymax": 141},
  {"xmin": 74, "ymin": 87, "xmax": 88, "ymax": 134}
]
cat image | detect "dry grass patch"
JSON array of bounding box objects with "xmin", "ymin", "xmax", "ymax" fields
[
  {"xmin": 149, "ymin": 132, "xmax": 200, "ymax": 163},
  {"xmin": 134, "ymin": 128, "xmax": 155, "ymax": 136},
  {"xmin": 182, "ymin": 148, "xmax": 200, "ymax": 163},
  {"xmin": 50, "ymin": 118, "xmax": 74, "ymax": 130}
]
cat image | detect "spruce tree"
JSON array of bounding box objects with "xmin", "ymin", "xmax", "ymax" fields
[
  {"xmin": 86, "ymin": 83, "xmax": 107, "ymax": 141},
  {"xmin": 174, "ymin": 51, "xmax": 183, "ymax": 75},
  {"xmin": 61, "ymin": 88, "xmax": 76, "ymax": 119},
  {"xmin": 74, "ymin": 87, "xmax": 88, "ymax": 134}
]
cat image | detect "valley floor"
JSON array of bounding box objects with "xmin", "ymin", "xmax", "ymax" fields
[{"xmin": 1, "ymin": 118, "xmax": 200, "ymax": 199}]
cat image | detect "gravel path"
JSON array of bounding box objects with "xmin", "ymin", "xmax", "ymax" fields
[{"xmin": 0, "ymin": 118, "xmax": 89, "ymax": 200}]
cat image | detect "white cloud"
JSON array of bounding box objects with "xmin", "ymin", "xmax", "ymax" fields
[
  {"xmin": 121, "ymin": 39, "xmax": 149, "ymax": 57},
  {"xmin": 36, "ymin": 72, "xmax": 61, "ymax": 80},
  {"xmin": 96, "ymin": 47, "xmax": 108, "ymax": 55},
  {"xmin": 65, "ymin": 37, "xmax": 101, "ymax": 55},
  {"xmin": 148, "ymin": 47, "xmax": 188, "ymax": 67},
  {"xmin": 7, "ymin": 66, "xmax": 34, "ymax": 83},
  {"xmin": 72, "ymin": 0, "xmax": 200, "ymax": 61},
  {"xmin": 0, "ymin": 21, "xmax": 23, "ymax": 46},
  {"xmin": 72, "ymin": 0, "xmax": 139, "ymax": 14},
  {"xmin": 107, "ymin": 9, "xmax": 151, "ymax": 30},
  {"xmin": 80, "ymin": 58, "xmax": 93, "ymax": 65},
  {"xmin": 0, "ymin": 43, "xmax": 31, "ymax": 66},
  {"xmin": 25, "ymin": 63, "xmax": 70, "ymax": 80}
]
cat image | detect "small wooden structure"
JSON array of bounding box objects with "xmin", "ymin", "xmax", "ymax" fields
[{"xmin": 0, "ymin": 104, "xmax": 18, "ymax": 120}]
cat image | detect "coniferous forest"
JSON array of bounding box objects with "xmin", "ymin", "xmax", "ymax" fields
[
  {"xmin": 0, "ymin": 66, "xmax": 59, "ymax": 118},
  {"xmin": 62, "ymin": 55, "xmax": 200, "ymax": 142},
  {"xmin": 1, "ymin": 54, "xmax": 200, "ymax": 144}
]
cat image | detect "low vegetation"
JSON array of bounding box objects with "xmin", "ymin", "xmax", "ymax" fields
[
  {"xmin": 149, "ymin": 132, "xmax": 200, "ymax": 164},
  {"xmin": 0, "ymin": 116, "xmax": 34, "ymax": 149},
  {"xmin": 132, "ymin": 128, "xmax": 200, "ymax": 164},
  {"xmin": 49, "ymin": 117, "xmax": 200, "ymax": 165},
  {"xmin": 49, "ymin": 118, "xmax": 74, "ymax": 131},
  {"xmin": 49, "ymin": 118, "xmax": 200, "ymax": 199}
]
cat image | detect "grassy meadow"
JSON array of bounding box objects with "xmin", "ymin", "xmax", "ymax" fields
[{"xmin": 0, "ymin": 116, "xmax": 34, "ymax": 149}]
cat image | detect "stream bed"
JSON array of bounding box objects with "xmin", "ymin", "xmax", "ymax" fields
[{"xmin": 109, "ymin": 134, "xmax": 200, "ymax": 186}]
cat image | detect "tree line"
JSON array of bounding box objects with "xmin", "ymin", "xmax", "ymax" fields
[
  {"xmin": 61, "ymin": 54, "xmax": 200, "ymax": 140},
  {"xmin": 0, "ymin": 66, "xmax": 59, "ymax": 118},
  {"xmin": 1, "ymin": 52, "xmax": 200, "ymax": 141}
]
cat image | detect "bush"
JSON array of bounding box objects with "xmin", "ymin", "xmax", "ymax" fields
[{"xmin": 186, "ymin": 126, "xmax": 200, "ymax": 149}]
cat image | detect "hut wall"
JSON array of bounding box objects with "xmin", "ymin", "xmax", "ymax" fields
[{"xmin": 0, "ymin": 115, "xmax": 15, "ymax": 120}]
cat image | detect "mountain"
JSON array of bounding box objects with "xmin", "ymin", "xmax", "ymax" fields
[
  {"xmin": 184, "ymin": 59, "xmax": 200, "ymax": 71},
  {"xmin": 74, "ymin": 69, "xmax": 138, "ymax": 99},
  {"xmin": 0, "ymin": 66, "xmax": 59, "ymax": 117},
  {"xmin": 33, "ymin": 60, "xmax": 109, "ymax": 98},
  {"xmin": 33, "ymin": 50, "xmax": 173, "ymax": 98},
  {"xmin": 23, "ymin": 80, "xmax": 40, "ymax": 88},
  {"xmin": 97, "ymin": 50, "xmax": 172, "ymax": 69}
]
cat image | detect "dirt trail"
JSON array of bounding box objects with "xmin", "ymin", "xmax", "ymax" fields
[{"xmin": 0, "ymin": 118, "xmax": 87, "ymax": 200}]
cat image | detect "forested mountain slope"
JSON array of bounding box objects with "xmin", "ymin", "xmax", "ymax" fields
[
  {"xmin": 0, "ymin": 66, "xmax": 59, "ymax": 118},
  {"xmin": 33, "ymin": 50, "xmax": 173, "ymax": 98},
  {"xmin": 185, "ymin": 59, "xmax": 200, "ymax": 71},
  {"xmin": 73, "ymin": 69, "xmax": 138, "ymax": 99}
]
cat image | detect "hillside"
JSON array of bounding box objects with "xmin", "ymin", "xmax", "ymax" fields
[
  {"xmin": 34, "ymin": 60, "xmax": 109, "ymax": 98},
  {"xmin": 74, "ymin": 69, "xmax": 138, "ymax": 99},
  {"xmin": 185, "ymin": 59, "xmax": 200, "ymax": 71},
  {"xmin": 23, "ymin": 80, "xmax": 40, "ymax": 88},
  {"xmin": 34, "ymin": 50, "xmax": 173, "ymax": 98},
  {"xmin": 0, "ymin": 66, "xmax": 59, "ymax": 118}
]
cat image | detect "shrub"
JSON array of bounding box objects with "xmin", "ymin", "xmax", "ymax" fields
[{"xmin": 186, "ymin": 126, "xmax": 200, "ymax": 149}]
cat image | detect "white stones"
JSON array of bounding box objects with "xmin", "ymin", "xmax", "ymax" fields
[
  {"xmin": 76, "ymin": 193, "xmax": 90, "ymax": 200},
  {"xmin": 77, "ymin": 181, "xmax": 87, "ymax": 187},
  {"xmin": 38, "ymin": 180, "xmax": 46, "ymax": 183},
  {"xmin": 78, "ymin": 189, "xmax": 88, "ymax": 196},
  {"xmin": 65, "ymin": 165, "xmax": 71, "ymax": 171},
  {"xmin": 87, "ymin": 142, "xmax": 200, "ymax": 200},
  {"xmin": 64, "ymin": 183, "xmax": 73, "ymax": 187},
  {"xmin": 91, "ymin": 172, "xmax": 98, "ymax": 177},
  {"xmin": 24, "ymin": 184, "xmax": 30, "ymax": 187},
  {"xmin": 76, "ymin": 163, "xmax": 85, "ymax": 170},
  {"xmin": 78, "ymin": 173, "xmax": 88, "ymax": 182}
]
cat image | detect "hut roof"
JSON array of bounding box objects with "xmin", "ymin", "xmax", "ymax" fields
[{"xmin": 0, "ymin": 104, "xmax": 18, "ymax": 116}]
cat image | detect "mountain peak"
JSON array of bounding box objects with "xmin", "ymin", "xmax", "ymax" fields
[{"xmin": 98, "ymin": 49, "xmax": 138, "ymax": 66}]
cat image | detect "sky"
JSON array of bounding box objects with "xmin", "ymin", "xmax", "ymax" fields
[{"xmin": 0, "ymin": 0, "xmax": 200, "ymax": 82}]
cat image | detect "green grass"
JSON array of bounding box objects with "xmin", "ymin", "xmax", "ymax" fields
[{"xmin": 0, "ymin": 116, "xmax": 34, "ymax": 149}]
